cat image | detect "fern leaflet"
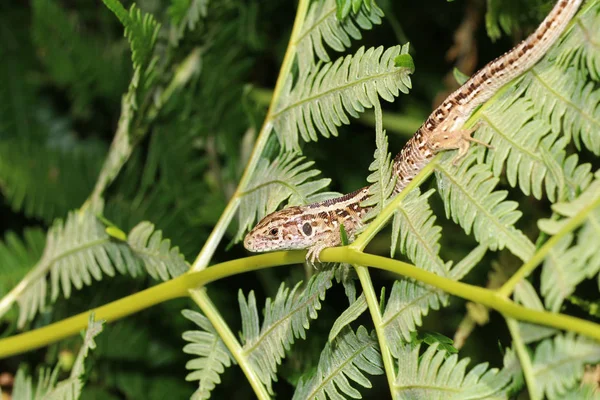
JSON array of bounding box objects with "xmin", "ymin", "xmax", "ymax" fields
[
  {"xmin": 523, "ymin": 57, "xmax": 600, "ymax": 157},
  {"xmin": 10, "ymin": 314, "xmax": 103, "ymax": 400},
  {"xmin": 127, "ymin": 221, "xmax": 189, "ymax": 281},
  {"xmin": 381, "ymin": 279, "xmax": 444, "ymax": 356},
  {"xmin": 236, "ymin": 152, "xmax": 335, "ymax": 242},
  {"xmin": 293, "ymin": 326, "xmax": 383, "ymax": 400},
  {"xmin": 0, "ymin": 212, "xmax": 187, "ymax": 327},
  {"xmin": 272, "ymin": 44, "xmax": 413, "ymax": 150},
  {"xmin": 0, "ymin": 229, "xmax": 45, "ymax": 299},
  {"xmin": 297, "ymin": 0, "xmax": 383, "ymax": 71},
  {"xmin": 532, "ymin": 333, "xmax": 600, "ymax": 400},
  {"xmin": 393, "ymin": 342, "xmax": 515, "ymax": 399},
  {"xmin": 435, "ymin": 154, "xmax": 534, "ymax": 262},
  {"xmin": 557, "ymin": 1, "xmax": 600, "ymax": 81},
  {"xmin": 477, "ymin": 95, "xmax": 568, "ymax": 202},
  {"xmin": 239, "ymin": 269, "xmax": 334, "ymax": 394},
  {"xmin": 101, "ymin": 0, "xmax": 160, "ymax": 71},
  {"xmin": 182, "ymin": 309, "xmax": 235, "ymax": 400},
  {"xmin": 538, "ymin": 171, "xmax": 600, "ymax": 312}
]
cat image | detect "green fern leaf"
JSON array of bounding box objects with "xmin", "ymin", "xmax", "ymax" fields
[
  {"xmin": 272, "ymin": 44, "xmax": 413, "ymax": 150},
  {"xmin": 101, "ymin": 0, "xmax": 160, "ymax": 70},
  {"xmin": 236, "ymin": 152, "xmax": 335, "ymax": 242},
  {"xmin": 476, "ymin": 95, "xmax": 568, "ymax": 202},
  {"xmin": 523, "ymin": 57, "xmax": 600, "ymax": 157},
  {"xmin": 168, "ymin": 0, "xmax": 208, "ymax": 40},
  {"xmin": 382, "ymin": 279, "xmax": 444, "ymax": 356},
  {"xmin": 435, "ymin": 154, "xmax": 535, "ymax": 262},
  {"xmin": 0, "ymin": 229, "xmax": 45, "ymax": 299},
  {"xmin": 293, "ymin": 326, "xmax": 383, "ymax": 400},
  {"xmin": 363, "ymin": 101, "xmax": 395, "ymax": 221},
  {"xmin": 11, "ymin": 314, "xmax": 103, "ymax": 400},
  {"xmin": 393, "ymin": 342, "xmax": 514, "ymax": 399},
  {"xmin": 513, "ymin": 279, "xmax": 558, "ymax": 343},
  {"xmin": 127, "ymin": 221, "xmax": 189, "ymax": 281},
  {"xmin": 532, "ymin": 333, "xmax": 600, "ymax": 399},
  {"xmin": 297, "ymin": 0, "xmax": 383, "ymax": 71},
  {"xmin": 557, "ymin": 2, "xmax": 600, "ymax": 81},
  {"xmin": 538, "ymin": 172, "xmax": 600, "ymax": 312},
  {"xmin": 0, "ymin": 138, "xmax": 105, "ymax": 223},
  {"xmin": 391, "ymin": 189, "xmax": 450, "ymax": 277},
  {"xmin": 182, "ymin": 310, "xmax": 235, "ymax": 400},
  {"xmin": 239, "ymin": 269, "xmax": 334, "ymax": 394},
  {"xmin": 31, "ymin": 0, "xmax": 128, "ymax": 117},
  {"xmin": 328, "ymin": 293, "xmax": 367, "ymax": 342},
  {"xmin": 1, "ymin": 212, "xmax": 187, "ymax": 327}
]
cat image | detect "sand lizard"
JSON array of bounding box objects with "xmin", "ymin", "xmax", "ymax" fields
[{"xmin": 244, "ymin": 0, "xmax": 583, "ymax": 262}]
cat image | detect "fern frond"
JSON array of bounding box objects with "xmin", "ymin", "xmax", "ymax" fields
[
  {"xmin": 532, "ymin": 333, "xmax": 600, "ymax": 399},
  {"xmin": 168, "ymin": 0, "xmax": 208, "ymax": 40},
  {"xmin": 557, "ymin": 2, "xmax": 600, "ymax": 81},
  {"xmin": 182, "ymin": 309, "xmax": 235, "ymax": 400},
  {"xmin": 101, "ymin": 0, "xmax": 160, "ymax": 70},
  {"xmin": 538, "ymin": 172, "xmax": 600, "ymax": 312},
  {"xmin": 31, "ymin": 0, "xmax": 128, "ymax": 116},
  {"xmin": 292, "ymin": 326, "xmax": 383, "ymax": 400},
  {"xmin": 391, "ymin": 189, "xmax": 450, "ymax": 277},
  {"xmin": 127, "ymin": 222, "xmax": 189, "ymax": 281},
  {"xmin": 239, "ymin": 269, "xmax": 334, "ymax": 394},
  {"xmin": 328, "ymin": 293, "xmax": 367, "ymax": 342},
  {"xmin": 393, "ymin": 342, "xmax": 514, "ymax": 399},
  {"xmin": 272, "ymin": 44, "xmax": 413, "ymax": 150},
  {"xmin": 363, "ymin": 102, "xmax": 395, "ymax": 221},
  {"xmin": 11, "ymin": 315, "xmax": 103, "ymax": 400},
  {"xmin": 0, "ymin": 138, "xmax": 105, "ymax": 223},
  {"xmin": 476, "ymin": 95, "xmax": 568, "ymax": 202},
  {"xmin": 435, "ymin": 155, "xmax": 535, "ymax": 262},
  {"xmin": 236, "ymin": 152, "xmax": 334, "ymax": 242},
  {"xmin": 522, "ymin": 57, "xmax": 600, "ymax": 157},
  {"xmin": 3, "ymin": 212, "xmax": 187, "ymax": 327},
  {"xmin": 297, "ymin": 0, "xmax": 383, "ymax": 71},
  {"xmin": 0, "ymin": 229, "xmax": 45, "ymax": 298},
  {"xmin": 381, "ymin": 279, "xmax": 444, "ymax": 356}
]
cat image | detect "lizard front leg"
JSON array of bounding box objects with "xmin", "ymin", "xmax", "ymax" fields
[{"xmin": 429, "ymin": 122, "xmax": 491, "ymax": 164}]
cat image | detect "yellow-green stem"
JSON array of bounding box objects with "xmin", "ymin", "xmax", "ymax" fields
[
  {"xmin": 2, "ymin": 248, "xmax": 599, "ymax": 359},
  {"xmin": 498, "ymin": 194, "xmax": 600, "ymax": 297},
  {"xmin": 506, "ymin": 318, "xmax": 539, "ymax": 400},
  {"xmin": 354, "ymin": 266, "xmax": 396, "ymax": 396},
  {"xmin": 190, "ymin": 289, "xmax": 271, "ymax": 400}
]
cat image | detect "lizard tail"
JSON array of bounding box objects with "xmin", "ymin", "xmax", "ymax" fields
[{"xmin": 451, "ymin": 0, "xmax": 583, "ymax": 113}]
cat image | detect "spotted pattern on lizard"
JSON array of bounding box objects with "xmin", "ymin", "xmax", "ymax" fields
[{"xmin": 244, "ymin": 0, "xmax": 583, "ymax": 262}]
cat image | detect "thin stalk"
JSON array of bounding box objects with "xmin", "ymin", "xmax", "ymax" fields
[
  {"xmin": 190, "ymin": 289, "xmax": 271, "ymax": 400},
  {"xmin": 354, "ymin": 266, "xmax": 396, "ymax": 396},
  {"xmin": 506, "ymin": 318, "xmax": 539, "ymax": 400},
  {"xmin": 498, "ymin": 194, "xmax": 600, "ymax": 297}
]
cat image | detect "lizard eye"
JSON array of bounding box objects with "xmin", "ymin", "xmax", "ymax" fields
[
  {"xmin": 302, "ymin": 222, "xmax": 312, "ymax": 236},
  {"xmin": 269, "ymin": 228, "xmax": 279, "ymax": 236}
]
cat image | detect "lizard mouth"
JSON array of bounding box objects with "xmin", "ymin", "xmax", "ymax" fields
[{"xmin": 243, "ymin": 233, "xmax": 256, "ymax": 251}]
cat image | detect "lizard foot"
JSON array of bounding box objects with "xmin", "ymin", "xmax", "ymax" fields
[{"xmin": 430, "ymin": 122, "xmax": 492, "ymax": 165}]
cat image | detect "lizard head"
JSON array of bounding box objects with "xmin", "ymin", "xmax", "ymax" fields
[{"xmin": 244, "ymin": 206, "xmax": 320, "ymax": 253}]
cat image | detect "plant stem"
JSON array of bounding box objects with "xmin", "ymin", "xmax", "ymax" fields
[
  {"xmin": 189, "ymin": 289, "xmax": 271, "ymax": 400},
  {"xmin": 506, "ymin": 318, "xmax": 539, "ymax": 400},
  {"xmin": 354, "ymin": 266, "xmax": 396, "ymax": 396},
  {"xmin": 498, "ymin": 194, "xmax": 600, "ymax": 297},
  {"xmin": 3, "ymin": 248, "xmax": 599, "ymax": 359},
  {"xmin": 191, "ymin": 0, "xmax": 310, "ymax": 271}
]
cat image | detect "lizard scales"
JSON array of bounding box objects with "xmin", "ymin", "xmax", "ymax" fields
[{"xmin": 244, "ymin": 0, "xmax": 583, "ymax": 261}]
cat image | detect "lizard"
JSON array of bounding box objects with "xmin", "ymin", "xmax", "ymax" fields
[{"xmin": 244, "ymin": 0, "xmax": 583, "ymax": 262}]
